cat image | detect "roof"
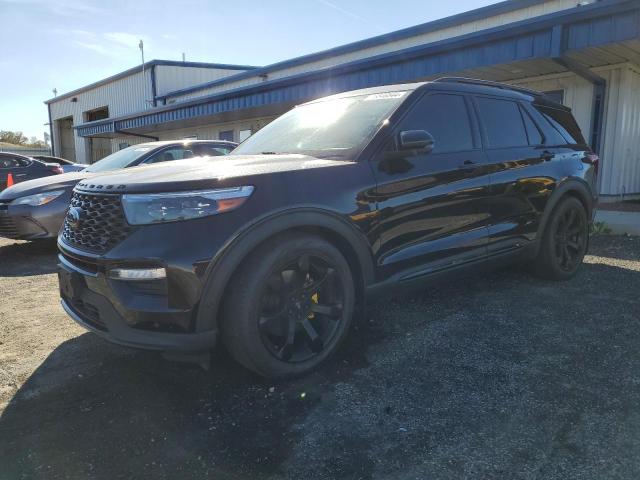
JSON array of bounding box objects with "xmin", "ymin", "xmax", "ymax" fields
[{"xmin": 44, "ymin": 59, "xmax": 260, "ymax": 104}]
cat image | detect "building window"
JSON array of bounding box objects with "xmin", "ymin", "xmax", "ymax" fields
[
  {"xmin": 239, "ymin": 129, "xmax": 252, "ymax": 142},
  {"xmin": 219, "ymin": 130, "xmax": 234, "ymax": 142},
  {"xmin": 84, "ymin": 106, "xmax": 109, "ymax": 122},
  {"xmin": 543, "ymin": 90, "xmax": 564, "ymax": 105}
]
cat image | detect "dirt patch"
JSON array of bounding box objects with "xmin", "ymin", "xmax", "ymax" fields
[{"xmin": 0, "ymin": 235, "xmax": 639, "ymax": 479}]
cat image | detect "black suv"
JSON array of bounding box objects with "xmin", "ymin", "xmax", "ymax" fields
[{"xmin": 58, "ymin": 78, "xmax": 598, "ymax": 378}]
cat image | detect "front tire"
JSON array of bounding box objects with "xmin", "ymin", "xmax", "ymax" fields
[
  {"xmin": 221, "ymin": 233, "xmax": 355, "ymax": 378},
  {"xmin": 531, "ymin": 196, "xmax": 588, "ymax": 280}
]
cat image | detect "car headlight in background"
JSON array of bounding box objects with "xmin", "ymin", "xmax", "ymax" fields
[
  {"xmin": 11, "ymin": 190, "xmax": 65, "ymax": 206},
  {"xmin": 121, "ymin": 186, "xmax": 255, "ymax": 225}
]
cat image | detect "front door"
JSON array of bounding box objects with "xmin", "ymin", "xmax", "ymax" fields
[{"xmin": 370, "ymin": 92, "xmax": 491, "ymax": 281}]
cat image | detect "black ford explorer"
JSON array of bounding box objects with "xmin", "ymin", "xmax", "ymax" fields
[{"xmin": 58, "ymin": 78, "xmax": 598, "ymax": 378}]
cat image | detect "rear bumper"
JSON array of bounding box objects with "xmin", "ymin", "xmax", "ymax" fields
[{"xmin": 58, "ymin": 251, "xmax": 217, "ymax": 352}]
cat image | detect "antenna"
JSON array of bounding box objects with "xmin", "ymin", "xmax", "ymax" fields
[
  {"xmin": 182, "ymin": 52, "xmax": 186, "ymax": 62},
  {"xmin": 139, "ymin": 39, "xmax": 151, "ymax": 106}
]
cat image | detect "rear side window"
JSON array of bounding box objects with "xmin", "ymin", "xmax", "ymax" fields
[
  {"xmin": 520, "ymin": 106, "xmax": 543, "ymax": 145},
  {"xmin": 534, "ymin": 105, "xmax": 585, "ymax": 145},
  {"xmin": 397, "ymin": 93, "xmax": 474, "ymax": 153},
  {"xmin": 475, "ymin": 97, "xmax": 528, "ymax": 148}
]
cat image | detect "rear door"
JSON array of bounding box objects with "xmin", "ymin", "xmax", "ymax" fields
[
  {"xmin": 370, "ymin": 91, "xmax": 490, "ymax": 281},
  {"xmin": 474, "ymin": 95, "xmax": 569, "ymax": 254}
]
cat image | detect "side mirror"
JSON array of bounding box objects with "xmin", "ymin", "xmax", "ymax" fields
[{"xmin": 398, "ymin": 130, "xmax": 434, "ymax": 154}]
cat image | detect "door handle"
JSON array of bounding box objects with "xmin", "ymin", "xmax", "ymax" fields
[
  {"xmin": 458, "ymin": 160, "xmax": 476, "ymax": 169},
  {"xmin": 540, "ymin": 151, "xmax": 554, "ymax": 161}
]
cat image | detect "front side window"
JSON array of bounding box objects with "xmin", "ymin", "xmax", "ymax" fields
[
  {"xmin": 394, "ymin": 93, "xmax": 474, "ymax": 153},
  {"xmin": 232, "ymin": 91, "xmax": 409, "ymax": 159},
  {"xmin": 476, "ymin": 97, "xmax": 528, "ymax": 148},
  {"xmin": 0, "ymin": 156, "xmax": 20, "ymax": 169},
  {"xmin": 144, "ymin": 147, "xmax": 193, "ymax": 164}
]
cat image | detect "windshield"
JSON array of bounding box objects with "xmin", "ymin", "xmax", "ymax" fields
[
  {"xmin": 232, "ymin": 91, "xmax": 408, "ymax": 159},
  {"xmin": 85, "ymin": 145, "xmax": 154, "ymax": 173}
]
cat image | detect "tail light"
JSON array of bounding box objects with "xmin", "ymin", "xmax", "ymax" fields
[
  {"xmin": 583, "ymin": 153, "xmax": 599, "ymax": 176},
  {"xmin": 49, "ymin": 165, "xmax": 64, "ymax": 175}
]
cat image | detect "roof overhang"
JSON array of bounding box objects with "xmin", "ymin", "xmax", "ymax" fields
[{"xmin": 75, "ymin": 0, "xmax": 640, "ymax": 138}]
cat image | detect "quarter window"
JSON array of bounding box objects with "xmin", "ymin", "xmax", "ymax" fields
[
  {"xmin": 475, "ymin": 97, "xmax": 528, "ymax": 148},
  {"xmin": 396, "ymin": 94, "xmax": 474, "ymax": 153},
  {"xmin": 520, "ymin": 106, "xmax": 543, "ymax": 146}
]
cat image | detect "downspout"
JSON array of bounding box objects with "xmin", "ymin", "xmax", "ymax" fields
[
  {"xmin": 150, "ymin": 64, "xmax": 158, "ymax": 107},
  {"xmin": 47, "ymin": 103, "xmax": 55, "ymax": 155}
]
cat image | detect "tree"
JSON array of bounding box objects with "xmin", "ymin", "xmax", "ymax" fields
[
  {"xmin": 0, "ymin": 131, "xmax": 47, "ymax": 148},
  {"xmin": 0, "ymin": 131, "xmax": 28, "ymax": 145}
]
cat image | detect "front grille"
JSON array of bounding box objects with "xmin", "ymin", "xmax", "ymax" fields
[
  {"xmin": 62, "ymin": 191, "xmax": 131, "ymax": 253},
  {"xmin": 0, "ymin": 214, "xmax": 19, "ymax": 238}
]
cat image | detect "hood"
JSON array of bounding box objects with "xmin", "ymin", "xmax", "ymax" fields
[
  {"xmin": 0, "ymin": 171, "xmax": 96, "ymax": 200},
  {"xmin": 75, "ymin": 154, "xmax": 352, "ymax": 194}
]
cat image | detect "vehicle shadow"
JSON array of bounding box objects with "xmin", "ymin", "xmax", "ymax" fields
[
  {"xmin": 0, "ymin": 239, "xmax": 58, "ymax": 277},
  {"xmin": 1, "ymin": 261, "xmax": 639, "ymax": 479}
]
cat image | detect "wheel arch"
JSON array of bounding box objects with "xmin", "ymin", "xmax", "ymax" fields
[
  {"xmin": 533, "ymin": 177, "xmax": 594, "ymax": 255},
  {"xmin": 195, "ymin": 208, "xmax": 376, "ymax": 333}
]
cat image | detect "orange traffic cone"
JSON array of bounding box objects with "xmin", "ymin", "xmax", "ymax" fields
[{"xmin": 6, "ymin": 173, "xmax": 14, "ymax": 188}]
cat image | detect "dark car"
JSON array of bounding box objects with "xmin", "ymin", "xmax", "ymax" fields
[
  {"xmin": 57, "ymin": 78, "xmax": 598, "ymax": 378},
  {"xmin": 32, "ymin": 155, "xmax": 88, "ymax": 173},
  {"xmin": 0, "ymin": 140, "xmax": 236, "ymax": 240},
  {"xmin": 0, "ymin": 152, "xmax": 63, "ymax": 190}
]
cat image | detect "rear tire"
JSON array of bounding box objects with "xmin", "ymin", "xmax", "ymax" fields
[
  {"xmin": 530, "ymin": 196, "xmax": 588, "ymax": 280},
  {"xmin": 221, "ymin": 233, "xmax": 355, "ymax": 379}
]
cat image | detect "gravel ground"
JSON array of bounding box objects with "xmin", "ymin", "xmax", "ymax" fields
[{"xmin": 0, "ymin": 235, "xmax": 639, "ymax": 479}]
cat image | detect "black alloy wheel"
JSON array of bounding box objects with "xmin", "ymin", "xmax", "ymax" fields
[
  {"xmin": 531, "ymin": 196, "xmax": 588, "ymax": 280},
  {"xmin": 553, "ymin": 205, "xmax": 587, "ymax": 272},
  {"xmin": 221, "ymin": 233, "xmax": 355, "ymax": 378},
  {"xmin": 258, "ymin": 254, "xmax": 345, "ymax": 363}
]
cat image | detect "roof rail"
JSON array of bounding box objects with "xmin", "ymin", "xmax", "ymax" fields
[{"xmin": 433, "ymin": 77, "xmax": 541, "ymax": 97}]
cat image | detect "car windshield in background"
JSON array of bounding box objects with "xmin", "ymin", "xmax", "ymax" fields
[
  {"xmin": 232, "ymin": 91, "xmax": 409, "ymax": 159},
  {"xmin": 84, "ymin": 145, "xmax": 154, "ymax": 173}
]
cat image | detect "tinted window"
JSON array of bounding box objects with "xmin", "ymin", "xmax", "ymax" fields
[
  {"xmin": 476, "ymin": 97, "xmax": 528, "ymax": 148},
  {"xmin": 0, "ymin": 155, "xmax": 20, "ymax": 169},
  {"xmin": 535, "ymin": 105, "xmax": 585, "ymax": 145},
  {"xmin": 396, "ymin": 93, "xmax": 473, "ymax": 153},
  {"xmin": 520, "ymin": 106, "xmax": 543, "ymax": 145},
  {"xmin": 144, "ymin": 147, "xmax": 192, "ymax": 164}
]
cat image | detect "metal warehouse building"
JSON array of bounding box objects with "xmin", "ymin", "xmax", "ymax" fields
[{"xmin": 45, "ymin": 0, "xmax": 640, "ymax": 199}]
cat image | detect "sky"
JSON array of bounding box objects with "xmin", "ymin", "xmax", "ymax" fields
[{"xmin": 0, "ymin": 0, "xmax": 495, "ymax": 141}]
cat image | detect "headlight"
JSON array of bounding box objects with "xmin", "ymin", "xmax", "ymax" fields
[
  {"xmin": 121, "ymin": 186, "xmax": 254, "ymax": 225},
  {"xmin": 11, "ymin": 190, "xmax": 65, "ymax": 206}
]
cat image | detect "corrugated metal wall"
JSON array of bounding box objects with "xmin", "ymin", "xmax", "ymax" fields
[
  {"xmin": 170, "ymin": 0, "xmax": 580, "ymax": 102},
  {"xmin": 49, "ymin": 70, "xmax": 151, "ymax": 163},
  {"xmin": 155, "ymin": 66, "xmax": 247, "ymax": 96},
  {"xmin": 599, "ymin": 64, "xmax": 640, "ymax": 197}
]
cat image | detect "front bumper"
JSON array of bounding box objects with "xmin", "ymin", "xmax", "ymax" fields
[
  {"xmin": 0, "ymin": 197, "xmax": 67, "ymax": 240},
  {"xmin": 57, "ymin": 249, "xmax": 217, "ymax": 352}
]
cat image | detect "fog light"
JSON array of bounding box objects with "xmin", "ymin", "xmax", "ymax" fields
[{"xmin": 109, "ymin": 267, "xmax": 166, "ymax": 281}]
